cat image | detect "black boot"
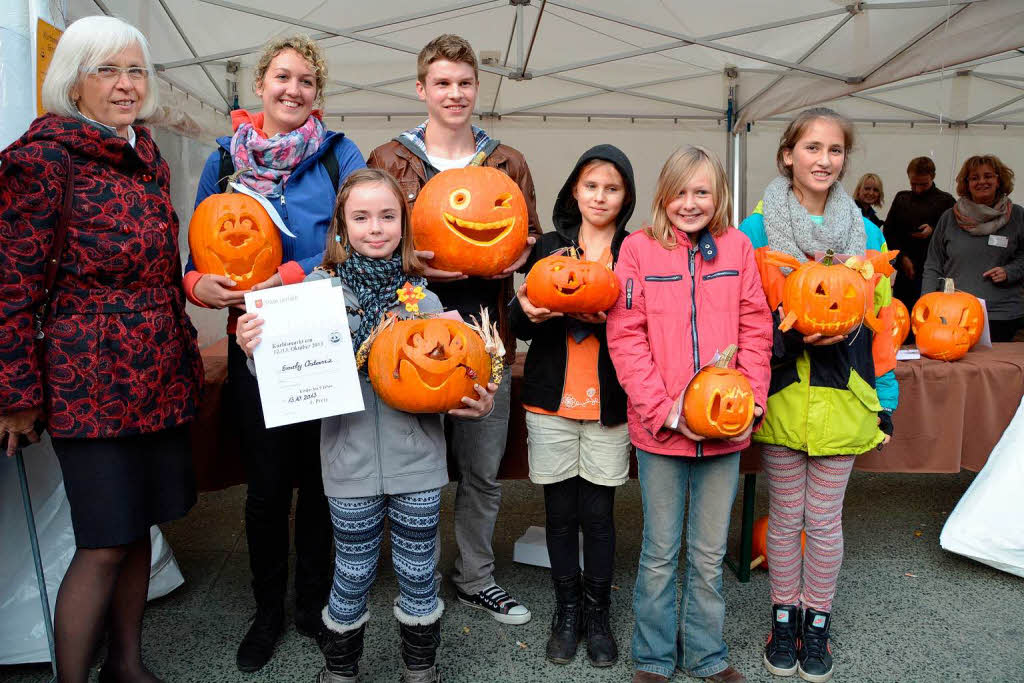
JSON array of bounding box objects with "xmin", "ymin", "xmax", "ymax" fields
[
  {"xmin": 236, "ymin": 605, "xmax": 284, "ymax": 673},
  {"xmin": 763, "ymin": 604, "xmax": 799, "ymax": 676},
  {"xmin": 797, "ymin": 608, "xmax": 834, "ymax": 682},
  {"xmin": 399, "ymin": 619, "xmax": 441, "ymax": 683},
  {"xmin": 581, "ymin": 575, "xmax": 617, "ymax": 667},
  {"xmin": 546, "ymin": 573, "xmax": 582, "ymax": 664},
  {"xmin": 316, "ymin": 617, "xmax": 366, "ymax": 683}
]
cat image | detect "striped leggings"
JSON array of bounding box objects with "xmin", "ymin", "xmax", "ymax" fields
[
  {"xmin": 761, "ymin": 446, "xmax": 856, "ymax": 612},
  {"xmin": 326, "ymin": 489, "xmax": 441, "ymax": 627}
]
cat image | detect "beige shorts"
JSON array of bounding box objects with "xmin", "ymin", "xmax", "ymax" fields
[{"xmin": 524, "ymin": 411, "xmax": 631, "ymax": 487}]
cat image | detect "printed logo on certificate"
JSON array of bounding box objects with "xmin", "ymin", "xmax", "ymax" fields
[{"xmin": 244, "ymin": 279, "xmax": 364, "ymax": 428}]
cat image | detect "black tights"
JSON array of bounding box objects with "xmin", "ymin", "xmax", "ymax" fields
[
  {"xmin": 543, "ymin": 476, "xmax": 616, "ymax": 581},
  {"xmin": 53, "ymin": 535, "xmax": 159, "ymax": 683}
]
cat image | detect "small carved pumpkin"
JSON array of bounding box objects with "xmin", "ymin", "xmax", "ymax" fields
[
  {"xmin": 189, "ymin": 189, "xmax": 282, "ymax": 290},
  {"xmin": 751, "ymin": 515, "xmax": 805, "ymax": 570},
  {"xmin": 891, "ymin": 298, "xmax": 911, "ymax": 352},
  {"xmin": 911, "ymin": 279, "xmax": 983, "ymax": 348},
  {"xmin": 682, "ymin": 345, "xmax": 754, "ymax": 439},
  {"xmin": 367, "ymin": 318, "xmax": 491, "ymax": 413},
  {"xmin": 524, "ymin": 250, "xmax": 619, "ymax": 313},
  {"xmin": 916, "ymin": 316, "xmax": 972, "ymax": 362},
  {"xmin": 762, "ymin": 250, "xmax": 897, "ymax": 337},
  {"xmin": 411, "ymin": 166, "xmax": 529, "ymax": 276}
]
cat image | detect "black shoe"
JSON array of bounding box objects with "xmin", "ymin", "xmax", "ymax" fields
[
  {"xmin": 316, "ymin": 620, "xmax": 365, "ymax": 680},
  {"xmin": 456, "ymin": 583, "xmax": 531, "ymax": 625},
  {"xmin": 296, "ymin": 602, "xmax": 326, "ymax": 638},
  {"xmin": 581, "ymin": 575, "xmax": 617, "ymax": 667},
  {"xmin": 236, "ymin": 606, "xmax": 284, "ymax": 673},
  {"xmin": 763, "ymin": 604, "xmax": 799, "ymax": 677},
  {"xmin": 399, "ymin": 620, "xmax": 442, "ymax": 683},
  {"xmin": 546, "ymin": 574, "xmax": 582, "ymax": 664},
  {"xmin": 797, "ymin": 608, "xmax": 834, "ymax": 682}
]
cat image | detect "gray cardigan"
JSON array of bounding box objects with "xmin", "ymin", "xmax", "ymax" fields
[{"xmin": 921, "ymin": 203, "xmax": 1024, "ymax": 321}]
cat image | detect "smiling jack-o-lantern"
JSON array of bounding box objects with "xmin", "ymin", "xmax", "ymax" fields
[
  {"xmin": 368, "ymin": 318, "xmax": 491, "ymax": 413},
  {"xmin": 411, "ymin": 166, "xmax": 528, "ymax": 276},
  {"xmin": 525, "ymin": 250, "xmax": 619, "ymax": 313},
  {"xmin": 682, "ymin": 345, "xmax": 754, "ymax": 439},
  {"xmin": 762, "ymin": 250, "xmax": 897, "ymax": 337},
  {"xmin": 189, "ymin": 190, "xmax": 282, "ymax": 290},
  {"xmin": 916, "ymin": 316, "xmax": 972, "ymax": 361},
  {"xmin": 911, "ymin": 279, "xmax": 983, "ymax": 348}
]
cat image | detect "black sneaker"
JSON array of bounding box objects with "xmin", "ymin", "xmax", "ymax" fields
[
  {"xmin": 797, "ymin": 608, "xmax": 834, "ymax": 683},
  {"xmin": 456, "ymin": 583, "xmax": 532, "ymax": 625},
  {"xmin": 236, "ymin": 607, "xmax": 284, "ymax": 672},
  {"xmin": 763, "ymin": 604, "xmax": 799, "ymax": 677}
]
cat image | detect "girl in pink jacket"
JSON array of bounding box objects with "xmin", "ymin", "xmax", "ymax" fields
[{"xmin": 606, "ymin": 146, "xmax": 772, "ymax": 683}]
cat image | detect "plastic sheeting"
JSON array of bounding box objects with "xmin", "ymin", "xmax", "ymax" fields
[
  {"xmin": 0, "ymin": 436, "xmax": 184, "ymax": 665},
  {"xmin": 940, "ymin": 396, "xmax": 1024, "ymax": 579}
]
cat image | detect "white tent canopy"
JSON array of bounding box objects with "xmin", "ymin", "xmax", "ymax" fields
[{"xmin": 68, "ymin": 0, "xmax": 1024, "ymax": 141}]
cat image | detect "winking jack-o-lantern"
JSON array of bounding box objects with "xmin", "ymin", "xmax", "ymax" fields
[
  {"xmin": 411, "ymin": 166, "xmax": 528, "ymax": 276},
  {"xmin": 682, "ymin": 345, "xmax": 755, "ymax": 439},
  {"xmin": 188, "ymin": 187, "xmax": 282, "ymax": 290}
]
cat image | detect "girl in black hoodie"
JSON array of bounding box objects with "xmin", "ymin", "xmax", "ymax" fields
[{"xmin": 511, "ymin": 145, "xmax": 635, "ymax": 668}]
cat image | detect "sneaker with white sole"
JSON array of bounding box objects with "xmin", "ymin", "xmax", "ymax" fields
[{"xmin": 456, "ymin": 584, "xmax": 532, "ymax": 625}]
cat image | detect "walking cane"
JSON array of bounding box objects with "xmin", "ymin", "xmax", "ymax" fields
[{"xmin": 14, "ymin": 448, "xmax": 58, "ymax": 681}]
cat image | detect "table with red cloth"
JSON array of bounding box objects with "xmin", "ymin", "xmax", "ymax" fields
[{"xmin": 191, "ymin": 342, "xmax": 1024, "ymax": 578}]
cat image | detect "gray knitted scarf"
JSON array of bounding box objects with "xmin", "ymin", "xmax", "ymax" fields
[{"xmin": 761, "ymin": 176, "xmax": 866, "ymax": 262}]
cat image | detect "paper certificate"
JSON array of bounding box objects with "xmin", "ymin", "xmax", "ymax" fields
[{"xmin": 244, "ymin": 279, "xmax": 364, "ymax": 428}]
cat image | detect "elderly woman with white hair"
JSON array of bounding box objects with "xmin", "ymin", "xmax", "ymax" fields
[{"xmin": 0, "ymin": 16, "xmax": 202, "ymax": 682}]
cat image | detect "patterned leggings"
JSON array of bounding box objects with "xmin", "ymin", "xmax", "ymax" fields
[
  {"xmin": 761, "ymin": 446, "xmax": 856, "ymax": 612},
  {"xmin": 326, "ymin": 489, "xmax": 441, "ymax": 626}
]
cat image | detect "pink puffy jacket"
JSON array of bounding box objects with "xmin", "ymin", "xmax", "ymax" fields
[{"xmin": 606, "ymin": 227, "xmax": 773, "ymax": 457}]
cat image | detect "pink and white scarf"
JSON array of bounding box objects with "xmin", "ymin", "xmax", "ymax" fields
[{"xmin": 229, "ymin": 110, "xmax": 326, "ymax": 196}]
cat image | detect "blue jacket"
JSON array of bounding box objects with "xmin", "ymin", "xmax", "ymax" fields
[{"xmin": 187, "ymin": 130, "xmax": 365, "ymax": 277}]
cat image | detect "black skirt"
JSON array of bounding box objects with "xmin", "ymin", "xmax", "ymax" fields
[{"xmin": 52, "ymin": 425, "xmax": 196, "ymax": 548}]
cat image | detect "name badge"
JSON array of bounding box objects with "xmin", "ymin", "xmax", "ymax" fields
[{"xmin": 989, "ymin": 235, "xmax": 1008, "ymax": 248}]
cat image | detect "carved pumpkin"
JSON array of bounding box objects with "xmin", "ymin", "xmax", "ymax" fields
[
  {"xmin": 367, "ymin": 318, "xmax": 491, "ymax": 413},
  {"xmin": 411, "ymin": 166, "xmax": 529, "ymax": 276},
  {"xmin": 911, "ymin": 279, "xmax": 983, "ymax": 348},
  {"xmin": 891, "ymin": 298, "xmax": 911, "ymax": 352},
  {"xmin": 762, "ymin": 250, "xmax": 898, "ymax": 337},
  {"xmin": 916, "ymin": 316, "xmax": 972, "ymax": 362},
  {"xmin": 751, "ymin": 515, "xmax": 805, "ymax": 570},
  {"xmin": 189, "ymin": 190, "xmax": 282, "ymax": 290},
  {"xmin": 682, "ymin": 345, "xmax": 754, "ymax": 439},
  {"xmin": 524, "ymin": 250, "xmax": 619, "ymax": 313}
]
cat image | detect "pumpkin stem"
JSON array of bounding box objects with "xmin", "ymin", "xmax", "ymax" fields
[
  {"xmin": 221, "ymin": 167, "xmax": 252, "ymax": 193},
  {"xmin": 941, "ymin": 277, "xmax": 956, "ymax": 294},
  {"xmin": 822, "ymin": 249, "xmax": 836, "ymax": 266},
  {"xmin": 715, "ymin": 344, "xmax": 738, "ymax": 368}
]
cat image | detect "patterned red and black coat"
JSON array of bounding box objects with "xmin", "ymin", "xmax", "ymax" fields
[{"xmin": 0, "ymin": 114, "xmax": 203, "ymax": 438}]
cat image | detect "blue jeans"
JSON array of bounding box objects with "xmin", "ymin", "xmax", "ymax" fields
[{"xmin": 632, "ymin": 449, "xmax": 740, "ymax": 678}]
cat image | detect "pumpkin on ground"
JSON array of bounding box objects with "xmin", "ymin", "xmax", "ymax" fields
[
  {"xmin": 916, "ymin": 316, "xmax": 972, "ymax": 361},
  {"xmin": 410, "ymin": 166, "xmax": 528, "ymax": 276},
  {"xmin": 761, "ymin": 249, "xmax": 898, "ymax": 337},
  {"xmin": 188, "ymin": 186, "xmax": 282, "ymax": 290},
  {"xmin": 524, "ymin": 249, "xmax": 619, "ymax": 313},
  {"xmin": 751, "ymin": 515, "xmax": 806, "ymax": 570},
  {"xmin": 367, "ymin": 317, "xmax": 492, "ymax": 413},
  {"xmin": 682, "ymin": 345, "xmax": 754, "ymax": 439},
  {"xmin": 891, "ymin": 298, "xmax": 911, "ymax": 351},
  {"xmin": 911, "ymin": 279, "xmax": 983, "ymax": 348}
]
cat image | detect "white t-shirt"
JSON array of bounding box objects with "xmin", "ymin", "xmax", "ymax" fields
[{"xmin": 426, "ymin": 153, "xmax": 476, "ymax": 172}]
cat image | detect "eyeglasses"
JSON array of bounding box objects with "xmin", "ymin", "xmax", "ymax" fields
[{"xmin": 81, "ymin": 65, "xmax": 149, "ymax": 81}]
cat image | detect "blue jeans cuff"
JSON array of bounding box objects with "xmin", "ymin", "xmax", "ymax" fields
[
  {"xmin": 637, "ymin": 664, "xmax": 675, "ymax": 678},
  {"xmin": 686, "ymin": 660, "xmax": 729, "ymax": 678}
]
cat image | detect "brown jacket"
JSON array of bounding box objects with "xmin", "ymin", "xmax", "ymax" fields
[{"xmin": 367, "ymin": 138, "xmax": 543, "ymax": 364}]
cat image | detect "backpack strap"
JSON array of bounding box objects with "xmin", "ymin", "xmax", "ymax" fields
[{"xmin": 321, "ymin": 148, "xmax": 340, "ymax": 191}]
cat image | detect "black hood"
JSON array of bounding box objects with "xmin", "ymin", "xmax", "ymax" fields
[{"xmin": 552, "ymin": 144, "xmax": 636, "ymax": 252}]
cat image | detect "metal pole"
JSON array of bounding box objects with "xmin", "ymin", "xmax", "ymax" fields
[
  {"xmin": 726, "ymin": 79, "xmax": 747, "ymax": 227},
  {"xmin": 516, "ymin": 3, "xmax": 525, "ymax": 73},
  {"xmin": 15, "ymin": 450, "xmax": 58, "ymax": 678}
]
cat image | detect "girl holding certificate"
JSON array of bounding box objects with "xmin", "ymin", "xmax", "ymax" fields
[{"xmin": 237, "ymin": 168, "xmax": 496, "ymax": 683}]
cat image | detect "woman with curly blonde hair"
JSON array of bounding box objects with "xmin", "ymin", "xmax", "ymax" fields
[{"xmin": 183, "ymin": 34, "xmax": 367, "ymax": 672}]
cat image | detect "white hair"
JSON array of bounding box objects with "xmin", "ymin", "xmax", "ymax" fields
[{"xmin": 41, "ymin": 15, "xmax": 159, "ymax": 121}]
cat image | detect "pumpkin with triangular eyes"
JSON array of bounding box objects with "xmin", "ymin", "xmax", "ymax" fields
[
  {"xmin": 411, "ymin": 166, "xmax": 528, "ymax": 276},
  {"xmin": 368, "ymin": 318, "xmax": 491, "ymax": 413},
  {"xmin": 912, "ymin": 279, "xmax": 983, "ymax": 348},
  {"xmin": 525, "ymin": 251, "xmax": 619, "ymax": 313},
  {"xmin": 189, "ymin": 191, "xmax": 282, "ymax": 290},
  {"xmin": 682, "ymin": 345, "xmax": 754, "ymax": 439}
]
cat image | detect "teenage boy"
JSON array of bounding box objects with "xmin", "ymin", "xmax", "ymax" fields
[{"xmin": 368, "ymin": 34, "xmax": 541, "ymax": 625}]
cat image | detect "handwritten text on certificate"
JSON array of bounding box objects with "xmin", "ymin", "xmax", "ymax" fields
[{"xmin": 244, "ymin": 279, "xmax": 364, "ymax": 428}]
